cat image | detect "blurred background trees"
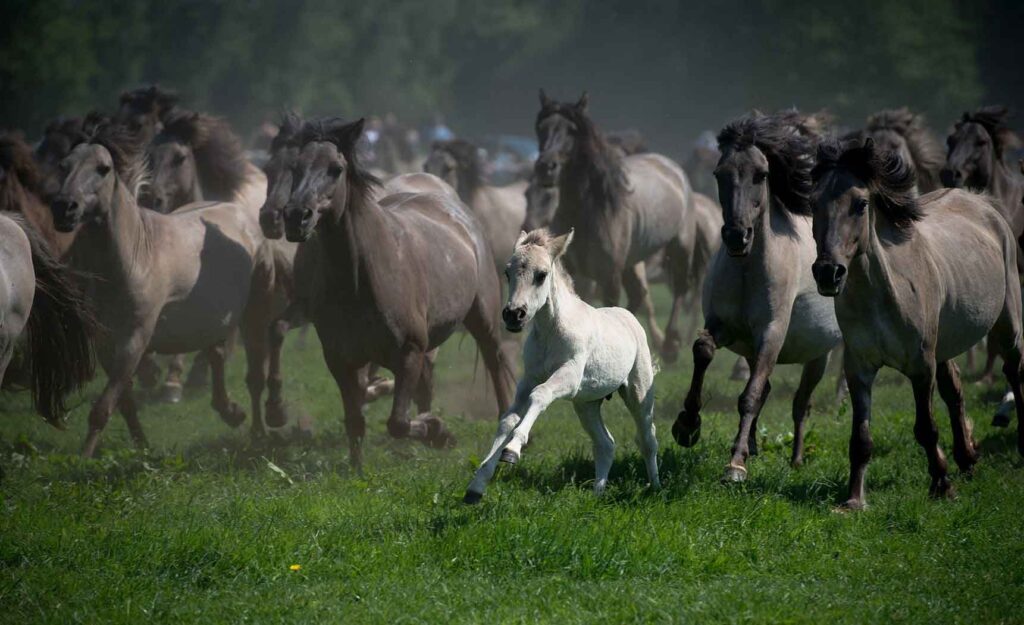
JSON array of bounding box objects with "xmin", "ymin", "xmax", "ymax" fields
[{"xmin": 1, "ymin": 0, "xmax": 1020, "ymax": 155}]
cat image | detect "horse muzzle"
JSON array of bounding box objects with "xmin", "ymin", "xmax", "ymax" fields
[
  {"xmin": 502, "ymin": 305, "xmax": 527, "ymax": 333},
  {"xmin": 812, "ymin": 259, "xmax": 847, "ymax": 297},
  {"xmin": 283, "ymin": 206, "xmax": 315, "ymax": 243},
  {"xmin": 259, "ymin": 207, "xmax": 285, "ymax": 240},
  {"xmin": 721, "ymin": 225, "xmax": 753, "ymax": 257},
  {"xmin": 940, "ymin": 168, "xmax": 963, "ymax": 189},
  {"xmin": 50, "ymin": 197, "xmax": 82, "ymax": 232}
]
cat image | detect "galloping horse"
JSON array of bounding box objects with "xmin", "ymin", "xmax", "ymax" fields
[
  {"xmin": 672, "ymin": 111, "xmax": 842, "ymax": 480},
  {"xmin": 281, "ymin": 117, "xmax": 515, "ymax": 469},
  {"xmin": 811, "ymin": 137, "xmax": 1024, "ymax": 509},
  {"xmin": 534, "ymin": 90, "xmax": 697, "ymax": 359},
  {"xmin": 52, "ymin": 121, "xmax": 270, "ymax": 456},
  {"xmin": 424, "ymin": 139, "xmax": 527, "ymax": 271}
]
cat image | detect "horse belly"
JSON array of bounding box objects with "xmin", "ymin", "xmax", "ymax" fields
[
  {"xmin": 576, "ymin": 312, "xmax": 639, "ymax": 401},
  {"xmin": 777, "ymin": 291, "xmax": 841, "ymax": 364},
  {"xmin": 934, "ymin": 285, "xmax": 1006, "ymax": 363}
]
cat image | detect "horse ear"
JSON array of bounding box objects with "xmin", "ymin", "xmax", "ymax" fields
[
  {"xmin": 340, "ymin": 118, "xmax": 366, "ymax": 147},
  {"xmin": 515, "ymin": 230, "xmax": 528, "ymax": 248},
  {"xmin": 862, "ymin": 136, "xmax": 875, "ymax": 154},
  {"xmin": 539, "ymin": 88, "xmax": 552, "ymax": 109},
  {"xmin": 550, "ymin": 228, "xmax": 574, "ymax": 258},
  {"xmin": 576, "ymin": 92, "xmax": 589, "ymax": 113}
]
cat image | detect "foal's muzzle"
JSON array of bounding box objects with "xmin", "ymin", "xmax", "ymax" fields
[
  {"xmin": 812, "ymin": 260, "xmax": 848, "ymax": 296},
  {"xmin": 721, "ymin": 225, "xmax": 753, "ymax": 257},
  {"xmin": 502, "ymin": 305, "xmax": 527, "ymax": 333}
]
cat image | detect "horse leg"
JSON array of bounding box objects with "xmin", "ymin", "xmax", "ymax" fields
[
  {"xmin": 672, "ymin": 319, "xmax": 723, "ymax": 448},
  {"xmin": 935, "ymin": 360, "xmax": 978, "ymax": 474},
  {"xmin": 414, "ymin": 349, "xmax": 436, "ymax": 414},
  {"xmin": 184, "ymin": 351, "xmax": 211, "ymax": 389},
  {"xmin": 243, "ymin": 322, "xmax": 269, "ymax": 439},
  {"xmin": 264, "ymin": 318, "xmax": 290, "ymax": 428},
  {"xmin": 979, "ymin": 340, "xmax": 999, "ymax": 386},
  {"xmin": 909, "ymin": 363, "xmax": 953, "ymax": 499},
  {"xmin": 620, "ymin": 358, "xmax": 660, "ymax": 490},
  {"xmin": 730, "ymin": 357, "xmax": 750, "ymax": 381},
  {"xmin": 159, "ymin": 354, "xmax": 186, "ymax": 404},
  {"xmin": 465, "ymin": 384, "xmax": 530, "ymax": 503},
  {"xmin": 326, "ymin": 356, "xmax": 367, "ymax": 473},
  {"xmin": 574, "ymin": 401, "xmax": 616, "ymax": 496},
  {"xmin": 790, "ymin": 353, "xmax": 830, "ymax": 468},
  {"xmin": 205, "ymin": 337, "xmax": 246, "ymax": 428},
  {"xmin": 364, "ymin": 362, "xmax": 395, "ymax": 404},
  {"xmin": 464, "ymin": 291, "xmax": 517, "ymax": 457},
  {"xmin": 116, "ymin": 382, "xmax": 148, "ymax": 450},
  {"xmin": 723, "ymin": 330, "xmax": 782, "ymax": 482},
  {"xmin": 661, "ymin": 242, "xmax": 689, "ymax": 365},
  {"xmin": 136, "ymin": 352, "xmax": 161, "ymax": 389},
  {"xmin": 990, "ymin": 305, "xmax": 1024, "ymax": 456},
  {"xmin": 82, "ymin": 337, "xmax": 148, "ymax": 458},
  {"xmin": 841, "ymin": 355, "xmax": 878, "ymax": 510},
  {"xmin": 388, "ymin": 348, "xmax": 453, "ymax": 448},
  {"xmin": 622, "ymin": 262, "xmax": 663, "ymax": 351}
]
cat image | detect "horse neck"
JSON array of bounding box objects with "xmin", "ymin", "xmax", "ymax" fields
[
  {"xmin": 988, "ymin": 157, "xmax": 1019, "ymax": 205},
  {"xmin": 531, "ymin": 264, "xmax": 582, "ymax": 339},
  {"xmin": 73, "ymin": 180, "xmax": 151, "ymax": 279},
  {"xmin": 184, "ymin": 172, "xmax": 204, "ymax": 205},
  {"xmin": 0, "ymin": 178, "xmax": 63, "ymax": 253},
  {"xmin": 843, "ymin": 210, "xmax": 901, "ymax": 310},
  {"xmin": 318, "ymin": 191, "xmax": 393, "ymax": 295}
]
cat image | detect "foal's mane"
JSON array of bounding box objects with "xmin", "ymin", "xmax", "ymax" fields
[
  {"xmin": 300, "ymin": 117, "xmax": 381, "ymax": 209},
  {"xmin": 537, "ymin": 95, "xmax": 629, "ymax": 214},
  {"xmin": 433, "ymin": 139, "xmax": 484, "ymax": 194},
  {"xmin": 718, "ymin": 111, "xmax": 817, "ymax": 215},
  {"xmin": 157, "ymin": 109, "xmax": 248, "ymax": 201},
  {"xmin": 518, "ymin": 229, "xmax": 576, "ymax": 294},
  {"xmin": 814, "ymin": 137, "xmax": 923, "ymax": 231},
  {"xmin": 0, "ymin": 132, "xmax": 44, "ymax": 201},
  {"xmin": 955, "ymin": 106, "xmax": 1022, "ymax": 158},
  {"xmin": 78, "ymin": 113, "xmax": 149, "ymax": 198},
  {"xmin": 864, "ymin": 108, "xmax": 944, "ymax": 185}
]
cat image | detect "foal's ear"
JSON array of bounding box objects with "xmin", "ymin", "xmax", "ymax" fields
[{"xmin": 550, "ymin": 228, "xmax": 574, "ymax": 258}]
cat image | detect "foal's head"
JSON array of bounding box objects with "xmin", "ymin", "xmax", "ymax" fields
[
  {"xmin": 259, "ymin": 111, "xmax": 304, "ymax": 240},
  {"xmin": 502, "ymin": 228, "xmax": 574, "ymax": 333},
  {"xmin": 715, "ymin": 112, "xmax": 815, "ymax": 256},
  {"xmin": 284, "ymin": 117, "xmax": 378, "ymax": 242},
  {"xmin": 811, "ymin": 137, "xmax": 921, "ymax": 296},
  {"xmin": 51, "ymin": 118, "xmax": 144, "ymax": 232},
  {"xmin": 942, "ymin": 106, "xmax": 1019, "ymax": 190}
]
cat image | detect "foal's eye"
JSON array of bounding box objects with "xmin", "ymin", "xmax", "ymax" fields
[
  {"xmin": 752, "ymin": 171, "xmax": 767, "ymax": 184},
  {"xmin": 96, "ymin": 164, "xmax": 111, "ymax": 177},
  {"xmin": 534, "ymin": 270, "xmax": 548, "ymax": 285}
]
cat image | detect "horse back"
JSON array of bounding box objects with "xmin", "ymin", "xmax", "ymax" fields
[{"xmin": 622, "ymin": 153, "xmax": 693, "ymax": 260}]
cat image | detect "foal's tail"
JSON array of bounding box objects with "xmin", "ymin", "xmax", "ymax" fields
[{"xmin": 17, "ymin": 217, "xmax": 96, "ymax": 426}]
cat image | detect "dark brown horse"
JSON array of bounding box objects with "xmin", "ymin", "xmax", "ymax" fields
[
  {"xmin": 1, "ymin": 133, "xmax": 73, "ymax": 254},
  {"xmin": 534, "ymin": 90, "xmax": 697, "ymax": 359},
  {"xmin": 281, "ymin": 117, "xmax": 515, "ymax": 469}
]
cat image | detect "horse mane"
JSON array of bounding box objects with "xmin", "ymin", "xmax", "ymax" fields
[
  {"xmin": 537, "ymin": 96, "xmax": 629, "ymax": 214},
  {"xmin": 718, "ymin": 111, "xmax": 816, "ymax": 215},
  {"xmin": 271, "ymin": 110, "xmax": 304, "ymax": 154},
  {"xmin": 957, "ymin": 106, "xmax": 1022, "ymax": 156},
  {"xmin": 434, "ymin": 139, "xmax": 485, "ymax": 194},
  {"xmin": 157, "ymin": 109, "xmax": 248, "ymax": 201},
  {"xmin": 517, "ymin": 228, "xmax": 577, "ymax": 294},
  {"xmin": 865, "ymin": 108, "xmax": 944, "ymax": 185},
  {"xmin": 79, "ymin": 112, "xmax": 149, "ymax": 198},
  {"xmin": 0, "ymin": 132, "xmax": 44, "ymax": 200},
  {"xmin": 118, "ymin": 84, "xmax": 179, "ymax": 121},
  {"xmin": 300, "ymin": 117, "xmax": 381, "ymax": 207},
  {"xmin": 814, "ymin": 137, "xmax": 923, "ymax": 231}
]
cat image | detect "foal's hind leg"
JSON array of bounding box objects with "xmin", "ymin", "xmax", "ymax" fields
[
  {"xmin": 620, "ymin": 366, "xmax": 660, "ymax": 490},
  {"xmin": 936, "ymin": 361, "xmax": 979, "ymax": 473},
  {"xmin": 623, "ymin": 262, "xmax": 664, "ymax": 351},
  {"xmin": 791, "ymin": 353, "xmax": 830, "ymax": 468},
  {"xmin": 205, "ymin": 337, "xmax": 246, "ymax": 428},
  {"xmin": 672, "ymin": 319, "xmax": 724, "ymax": 448},
  {"xmin": 574, "ymin": 401, "xmax": 616, "ymax": 495}
]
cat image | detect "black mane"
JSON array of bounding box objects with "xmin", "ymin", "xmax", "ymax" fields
[
  {"xmin": 956, "ymin": 106, "xmax": 1022, "ymax": 157},
  {"xmin": 814, "ymin": 137, "xmax": 923, "ymax": 231},
  {"xmin": 300, "ymin": 117, "xmax": 381, "ymax": 204},
  {"xmin": 718, "ymin": 111, "xmax": 817, "ymax": 215},
  {"xmin": 157, "ymin": 109, "xmax": 248, "ymax": 200}
]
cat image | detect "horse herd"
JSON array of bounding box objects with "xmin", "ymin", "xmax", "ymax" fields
[{"xmin": 1, "ymin": 84, "xmax": 1022, "ymax": 510}]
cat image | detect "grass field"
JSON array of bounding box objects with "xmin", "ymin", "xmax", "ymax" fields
[{"xmin": 2, "ymin": 286, "xmax": 1023, "ymax": 624}]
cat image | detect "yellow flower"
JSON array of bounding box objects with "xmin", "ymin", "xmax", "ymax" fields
[{"xmin": 290, "ymin": 564, "xmax": 302, "ymax": 571}]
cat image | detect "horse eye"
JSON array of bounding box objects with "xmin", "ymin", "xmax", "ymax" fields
[
  {"xmin": 753, "ymin": 171, "xmax": 767, "ymax": 184},
  {"xmin": 534, "ymin": 270, "xmax": 548, "ymax": 285},
  {"xmin": 172, "ymin": 154, "xmax": 186, "ymax": 167},
  {"xmin": 96, "ymin": 164, "xmax": 111, "ymax": 177},
  {"xmin": 852, "ymin": 198, "xmax": 868, "ymax": 213},
  {"xmin": 328, "ymin": 164, "xmax": 344, "ymax": 178}
]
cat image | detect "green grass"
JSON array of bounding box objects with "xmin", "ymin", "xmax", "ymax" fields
[{"xmin": 2, "ymin": 285, "xmax": 1023, "ymax": 624}]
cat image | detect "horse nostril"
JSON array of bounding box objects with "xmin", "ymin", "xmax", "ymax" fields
[
  {"xmin": 743, "ymin": 227, "xmax": 753, "ymax": 244},
  {"xmin": 834, "ymin": 265, "xmax": 847, "ymax": 281},
  {"xmin": 302, "ymin": 208, "xmax": 314, "ymax": 221},
  {"xmin": 515, "ymin": 308, "xmax": 526, "ymax": 321}
]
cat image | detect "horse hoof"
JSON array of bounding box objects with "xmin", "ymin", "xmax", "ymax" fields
[
  {"xmin": 219, "ymin": 403, "xmax": 247, "ymax": 428},
  {"xmin": 500, "ymin": 449, "xmax": 520, "ymax": 464},
  {"xmin": 992, "ymin": 412, "xmax": 1011, "ymax": 428},
  {"xmin": 159, "ymin": 383, "xmax": 183, "ymax": 404},
  {"xmin": 184, "ymin": 365, "xmax": 210, "ymax": 390},
  {"xmin": 790, "ymin": 457, "xmax": 804, "ymax": 469},
  {"xmin": 660, "ymin": 344, "xmax": 680, "ymax": 365},
  {"xmin": 264, "ymin": 401, "xmax": 290, "ymax": 428},
  {"xmin": 463, "ymin": 490, "xmax": 483, "ymax": 505},
  {"xmin": 721, "ymin": 464, "xmax": 747, "ymax": 483},
  {"xmin": 929, "ymin": 479, "xmax": 956, "ymax": 500},
  {"xmin": 835, "ymin": 498, "xmax": 867, "ymax": 512},
  {"xmin": 671, "ymin": 411, "xmax": 701, "ymax": 448}
]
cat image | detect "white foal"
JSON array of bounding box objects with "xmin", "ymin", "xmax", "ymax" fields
[{"xmin": 463, "ymin": 228, "xmax": 660, "ymax": 503}]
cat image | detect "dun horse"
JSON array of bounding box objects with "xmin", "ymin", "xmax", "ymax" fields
[
  {"xmin": 811, "ymin": 137, "xmax": 1024, "ymax": 509},
  {"xmin": 534, "ymin": 90, "xmax": 697, "ymax": 359},
  {"xmin": 424, "ymin": 139, "xmax": 527, "ymax": 271},
  {"xmin": 464, "ymin": 229, "xmax": 659, "ymax": 503},
  {"xmin": 282, "ymin": 117, "xmax": 515, "ymax": 469},
  {"xmin": 52, "ymin": 121, "xmax": 270, "ymax": 456},
  {"xmin": 672, "ymin": 111, "xmax": 842, "ymax": 481}
]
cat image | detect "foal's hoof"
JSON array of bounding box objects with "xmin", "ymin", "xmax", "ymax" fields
[
  {"xmin": 672, "ymin": 411, "xmax": 702, "ymax": 448},
  {"xmin": 264, "ymin": 400, "xmax": 291, "ymax": 428},
  {"xmin": 500, "ymin": 449, "xmax": 520, "ymax": 464},
  {"xmin": 218, "ymin": 402, "xmax": 247, "ymax": 428},
  {"xmin": 463, "ymin": 490, "xmax": 483, "ymax": 505},
  {"xmin": 159, "ymin": 383, "xmax": 183, "ymax": 404},
  {"xmin": 721, "ymin": 464, "xmax": 748, "ymax": 483},
  {"xmin": 992, "ymin": 412, "xmax": 1011, "ymax": 428}
]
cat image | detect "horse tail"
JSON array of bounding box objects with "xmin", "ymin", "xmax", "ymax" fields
[{"xmin": 17, "ymin": 217, "xmax": 96, "ymax": 426}]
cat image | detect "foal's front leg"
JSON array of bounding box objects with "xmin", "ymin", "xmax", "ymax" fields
[{"xmin": 464, "ymin": 363, "xmax": 582, "ymax": 503}]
